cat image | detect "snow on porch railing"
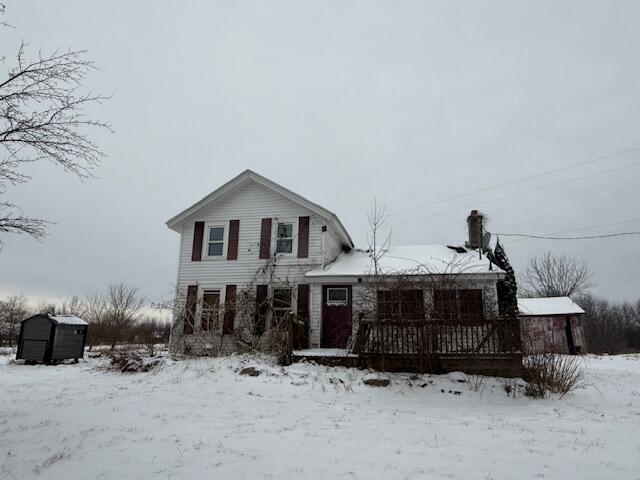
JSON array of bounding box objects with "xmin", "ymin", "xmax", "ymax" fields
[{"xmin": 351, "ymin": 319, "xmax": 521, "ymax": 355}]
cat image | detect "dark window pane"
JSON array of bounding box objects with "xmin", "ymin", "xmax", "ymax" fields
[
  {"xmin": 276, "ymin": 239, "xmax": 293, "ymax": 253},
  {"xmin": 272, "ymin": 288, "xmax": 292, "ymax": 324},
  {"xmin": 327, "ymin": 288, "xmax": 348, "ymax": 302},
  {"xmin": 377, "ymin": 290, "xmax": 424, "ymax": 321},
  {"xmin": 277, "ymin": 223, "xmax": 292, "ymax": 238},
  {"xmin": 273, "ymin": 288, "xmax": 292, "ymax": 308},
  {"xmin": 208, "ymin": 242, "xmax": 223, "ymax": 256},
  {"xmin": 201, "ymin": 291, "xmax": 220, "ymax": 331},
  {"xmin": 209, "ymin": 227, "xmax": 224, "ymax": 241},
  {"xmin": 458, "ymin": 289, "xmax": 484, "ymax": 323},
  {"xmin": 434, "ymin": 289, "xmax": 456, "ymax": 321}
]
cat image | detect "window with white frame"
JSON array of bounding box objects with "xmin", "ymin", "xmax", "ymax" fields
[
  {"xmin": 272, "ymin": 288, "xmax": 292, "ymax": 324},
  {"xmin": 201, "ymin": 290, "xmax": 220, "ymax": 331},
  {"xmin": 326, "ymin": 287, "xmax": 349, "ymax": 305},
  {"xmin": 276, "ymin": 222, "xmax": 293, "ymax": 254},
  {"xmin": 207, "ymin": 226, "xmax": 225, "ymax": 256}
]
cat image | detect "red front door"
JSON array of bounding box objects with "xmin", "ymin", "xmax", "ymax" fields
[{"xmin": 322, "ymin": 285, "xmax": 352, "ymax": 348}]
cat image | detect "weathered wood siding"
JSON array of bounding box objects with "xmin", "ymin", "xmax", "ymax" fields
[{"xmin": 520, "ymin": 314, "xmax": 586, "ymax": 354}]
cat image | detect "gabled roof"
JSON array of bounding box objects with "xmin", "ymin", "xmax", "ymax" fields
[
  {"xmin": 306, "ymin": 245, "xmax": 504, "ymax": 278},
  {"xmin": 517, "ymin": 297, "xmax": 585, "ymax": 316},
  {"xmin": 166, "ymin": 169, "xmax": 354, "ymax": 248}
]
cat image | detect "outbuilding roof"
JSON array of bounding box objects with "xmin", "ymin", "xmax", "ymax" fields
[
  {"xmin": 21, "ymin": 314, "xmax": 89, "ymax": 325},
  {"xmin": 306, "ymin": 245, "xmax": 504, "ymax": 278},
  {"xmin": 48, "ymin": 314, "xmax": 89, "ymax": 325},
  {"xmin": 517, "ymin": 297, "xmax": 585, "ymax": 316}
]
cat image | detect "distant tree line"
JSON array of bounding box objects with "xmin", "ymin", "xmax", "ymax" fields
[
  {"xmin": 0, "ymin": 282, "xmax": 170, "ymax": 353},
  {"xmin": 576, "ymin": 293, "xmax": 640, "ymax": 354}
]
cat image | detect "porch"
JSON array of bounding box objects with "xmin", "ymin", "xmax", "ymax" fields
[{"xmin": 294, "ymin": 319, "xmax": 524, "ymax": 377}]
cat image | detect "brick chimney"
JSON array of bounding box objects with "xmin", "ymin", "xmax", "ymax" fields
[{"xmin": 466, "ymin": 210, "xmax": 484, "ymax": 249}]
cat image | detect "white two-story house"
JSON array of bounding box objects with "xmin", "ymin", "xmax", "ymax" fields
[
  {"xmin": 166, "ymin": 169, "xmax": 355, "ymax": 355},
  {"xmin": 166, "ymin": 169, "xmax": 522, "ymax": 375}
]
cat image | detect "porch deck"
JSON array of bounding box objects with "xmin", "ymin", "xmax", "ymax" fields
[
  {"xmin": 293, "ymin": 319, "xmax": 525, "ymax": 377},
  {"xmin": 292, "ymin": 348, "xmax": 524, "ymax": 377}
]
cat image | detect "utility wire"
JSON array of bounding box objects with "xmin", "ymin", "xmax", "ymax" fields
[
  {"xmin": 492, "ymin": 231, "xmax": 640, "ymax": 240},
  {"xmin": 499, "ymin": 216, "xmax": 640, "ymax": 245},
  {"xmin": 345, "ymin": 145, "xmax": 640, "ymax": 226},
  {"xmin": 354, "ymin": 159, "xmax": 640, "ymax": 235}
]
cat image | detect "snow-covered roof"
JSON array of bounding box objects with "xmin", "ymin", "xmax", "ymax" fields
[
  {"xmin": 517, "ymin": 297, "xmax": 585, "ymax": 316},
  {"xmin": 306, "ymin": 245, "xmax": 504, "ymax": 278},
  {"xmin": 48, "ymin": 314, "xmax": 89, "ymax": 326}
]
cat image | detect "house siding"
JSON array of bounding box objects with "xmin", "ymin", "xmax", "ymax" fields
[
  {"xmin": 170, "ymin": 180, "xmax": 347, "ymax": 354},
  {"xmin": 309, "ymin": 278, "xmax": 501, "ymax": 348}
]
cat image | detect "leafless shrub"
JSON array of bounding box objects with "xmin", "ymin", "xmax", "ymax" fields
[
  {"xmin": 500, "ymin": 377, "xmax": 526, "ymax": 398},
  {"xmin": 106, "ymin": 348, "xmax": 162, "ymax": 373},
  {"xmin": 465, "ymin": 374, "xmax": 485, "ymax": 392},
  {"xmin": 523, "ymin": 354, "xmax": 583, "ymax": 398}
]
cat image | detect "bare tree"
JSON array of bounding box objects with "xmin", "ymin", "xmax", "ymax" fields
[
  {"xmin": 521, "ymin": 252, "xmax": 592, "ymax": 298},
  {"xmin": 104, "ymin": 283, "xmax": 144, "ymax": 349},
  {"xmin": 83, "ymin": 292, "xmax": 108, "ymax": 349},
  {"xmin": 0, "ymin": 293, "xmax": 28, "ymax": 346},
  {"xmin": 366, "ymin": 198, "xmax": 391, "ymax": 277},
  {"xmin": 0, "ymin": 5, "xmax": 109, "ymax": 242},
  {"xmin": 58, "ymin": 295, "xmax": 84, "ymax": 315}
]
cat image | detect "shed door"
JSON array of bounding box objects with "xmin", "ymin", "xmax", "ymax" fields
[
  {"xmin": 322, "ymin": 286, "xmax": 352, "ymax": 348},
  {"xmin": 565, "ymin": 316, "xmax": 576, "ymax": 354},
  {"xmin": 21, "ymin": 340, "xmax": 48, "ymax": 361}
]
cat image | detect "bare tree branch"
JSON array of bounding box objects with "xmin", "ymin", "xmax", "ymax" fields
[
  {"xmin": 521, "ymin": 252, "xmax": 593, "ymax": 298},
  {"xmin": 0, "ymin": 201, "xmax": 48, "ymax": 241},
  {"xmin": 0, "ymin": 7, "xmax": 110, "ymax": 242}
]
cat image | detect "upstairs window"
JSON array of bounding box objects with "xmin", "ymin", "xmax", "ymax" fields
[
  {"xmin": 207, "ymin": 226, "xmax": 225, "ymax": 256},
  {"xmin": 276, "ymin": 222, "xmax": 293, "ymax": 254}
]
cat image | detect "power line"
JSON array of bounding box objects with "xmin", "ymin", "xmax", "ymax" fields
[
  {"xmin": 493, "ymin": 231, "xmax": 640, "ymax": 240},
  {"xmin": 500, "ymin": 216, "xmax": 640, "ymax": 245},
  {"xmin": 345, "ymin": 144, "xmax": 640, "ymax": 227},
  {"xmin": 354, "ymin": 159, "xmax": 640, "ymax": 235}
]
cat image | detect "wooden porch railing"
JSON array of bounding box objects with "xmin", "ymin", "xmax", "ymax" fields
[{"xmin": 352, "ymin": 319, "xmax": 521, "ymax": 355}]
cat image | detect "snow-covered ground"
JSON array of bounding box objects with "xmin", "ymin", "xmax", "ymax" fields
[{"xmin": 1, "ymin": 353, "xmax": 639, "ymax": 479}]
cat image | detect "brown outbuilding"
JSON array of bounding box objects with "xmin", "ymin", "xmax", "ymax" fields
[{"xmin": 518, "ymin": 297, "xmax": 586, "ymax": 354}]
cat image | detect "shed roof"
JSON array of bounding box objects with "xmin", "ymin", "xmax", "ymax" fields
[
  {"xmin": 48, "ymin": 314, "xmax": 89, "ymax": 325},
  {"xmin": 22, "ymin": 314, "xmax": 89, "ymax": 325},
  {"xmin": 517, "ymin": 297, "xmax": 585, "ymax": 316},
  {"xmin": 306, "ymin": 245, "xmax": 504, "ymax": 278}
]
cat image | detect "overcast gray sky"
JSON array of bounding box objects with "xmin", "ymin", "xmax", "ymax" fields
[{"xmin": 1, "ymin": 0, "xmax": 639, "ymax": 307}]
